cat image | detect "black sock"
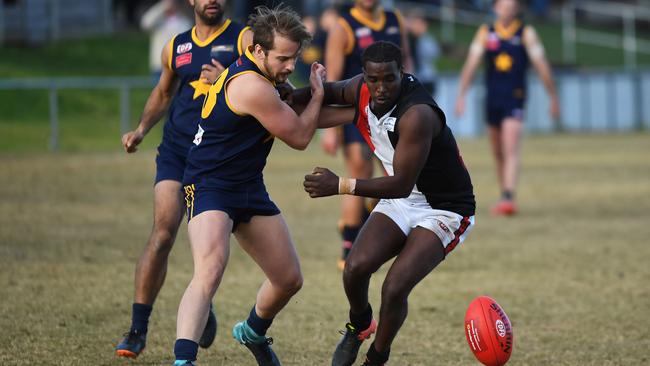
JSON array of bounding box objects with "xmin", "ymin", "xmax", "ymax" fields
[
  {"xmin": 502, "ymin": 190, "xmax": 514, "ymax": 201},
  {"xmin": 342, "ymin": 225, "xmax": 361, "ymax": 258},
  {"xmin": 246, "ymin": 305, "xmax": 274, "ymax": 336},
  {"xmin": 174, "ymin": 338, "xmax": 198, "ymax": 361},
  {"xmin": 131, "ymin": 303, "xmax": 153, "ymax": 334},
  {"xmin": 349, "ymin": 303, "xmax": 372, "ymax": 331},
  {"xmin": 366, "ymin": 342, "xmax": 390, "ymax": 364}
]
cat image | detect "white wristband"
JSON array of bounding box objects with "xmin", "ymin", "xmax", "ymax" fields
[{"xmin": 338, "ymin": 177, "xmax": 357, "ymax": 195}]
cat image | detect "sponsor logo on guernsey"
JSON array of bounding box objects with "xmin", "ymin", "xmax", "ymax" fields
[
  {"xmin": 193, "ymin": 125, "xmax": 204, "ymax": 146},
  {"xmin": 355, "ymin": 27, "xmax": 371, "ymax": 37},
  {"xmin": 487, "ymin": 32, "xmax": 500, "ymax": 51},
  {"xmin": 177, "ymin": 42, "xmax": 193, "ymax": 54},
  {"xmin": 380, "ymin": 117, "xmax": 396, "ymax": 132},
  {"xmin": 386, "ymin": 26, "xmax": 400, "ymax": 35},
  {"xmin": 176, "ymin": 53, "xmax": 192, "ymax": 67},
  {"xmin": 510, "ymin": 36, "xmax": 521, "ymax": 45}
]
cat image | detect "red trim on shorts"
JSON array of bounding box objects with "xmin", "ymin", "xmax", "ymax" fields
[{"xmin": 445, "ymin": 216, "xmax": 471, "ymax": 255}]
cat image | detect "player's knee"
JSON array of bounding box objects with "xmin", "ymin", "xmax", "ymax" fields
[
  {"xmin": 343, "ymin": 256, "xmax": 374, "ymax": 282},
  {"xmin": 195, "ymin": 267, "xmax": 223, "ymax": 294},
  {"xmin": 278, "ymin": 271, "xmax": 303, "ymax": 296},
  {"xmin": 381, "ymin": 278, "xmax": 410, "ymax": 306},
  {"xmin": 149, "ymin": 228, "xmax": 176, "ymax": 254},
  {"xmin": 347, "ymin": 158, "xmax": 372, "ymax": 176}
]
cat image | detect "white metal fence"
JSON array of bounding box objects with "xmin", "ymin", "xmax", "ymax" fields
[
  {"xmin": 435, "ymin": 68, "xmax": 650, "ymax": 137},
  {"xmin": 562, "ymin": 1, "xmax": 650, "ymax": 69},
  {"xmin": 1, "ymin": 69, "xmax": 649, "ymax": 150},
  {"xmin": 0, "ymin": 77, "xmax": 152, "ymax": 150}
]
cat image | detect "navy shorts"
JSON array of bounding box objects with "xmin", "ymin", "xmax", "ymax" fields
[
  {"xmin": 343, "ymin": 123, "xmax": 365, "ymax": 145},
  {"xmin": 155, "ymin": 143, "xmax": 187, "ymax": 184},
  {"xmin": 486, "ymin": 99, "xmax": 525, "ymax": 127},
  {"xmin": 183, "ymin": 181, "xmax": 280, "ymax": 230}
]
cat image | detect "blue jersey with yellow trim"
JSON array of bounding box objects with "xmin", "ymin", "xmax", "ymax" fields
[
  {"xmin": 183, "ymin": 47, "xmax": 275, "ymax": 187},
  {"xmin": 164, "ymin": 19, "xmax": 248, "ymax": 154},
  {"xmin": 339, "ymin": 6, "xmax": 404, "ymax": 79},
  {"xmin": 484, "ymin": 20, "xmax": 529, "ymax": 103}
]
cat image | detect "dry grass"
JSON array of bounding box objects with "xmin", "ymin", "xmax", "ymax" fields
[{"xmin": 1, "ymin": 133, "xmax": 649, "ymax": 365}]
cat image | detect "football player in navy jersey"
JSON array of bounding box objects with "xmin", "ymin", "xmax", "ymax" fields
[
  {"xmin": 174, "ymin": 6, "xmax": 325, "ymax": 366},
  {"xmin": 293, "ymin": 41, "xmax": 475, "ymax": 366},
  {"xmin": 116, "ymin": 0, "xmax": 252, "ymax": 358},
  {"xmin": 456, "ymin": 0, "xmax": 559, "ymax": 215},
  {"xmin": 321, "ymin": 0, "xmax": 413, "ymax": 270}
]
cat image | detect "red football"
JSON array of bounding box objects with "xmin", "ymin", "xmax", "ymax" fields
[{"xmin": 464, "ymin": 296, "xmax": 514, "ymax": 366}]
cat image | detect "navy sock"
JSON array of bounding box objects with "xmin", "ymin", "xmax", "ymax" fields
[
  {"xmin": 502, "ymin": 190, "xmax": 514, "ymax": 201},
  {"xmin": 349, "ymin": 303, "xmax": 372, "ymax": 331},
  {"xmin": 174, "ymin": 338, "xmax": 198, "ymax": 361},
  {"xmin": 131, "ymin": 303, "xmax": 153, "ymax": 334},
  {"xmin": 342, "ymin": 225, "xmax": 361, "ymax": 258},
  {"xmin": 246, "ymin": 305, "xmax": 274, "ymax": 336},
  {"xmin": 366, "ymin": 342, "xmax": 390, "ymax": 364}
]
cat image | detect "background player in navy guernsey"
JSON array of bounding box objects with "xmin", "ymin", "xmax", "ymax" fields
[
  {"xmin": 116, "ymin": 0, "xmax": 252, "ymax": 359},
  {"xmin": 175, "ymin": 6, "xmax": 325, "ymax": 366},
  {"xmin": 321, "ymin": 0, "xmax": 413, "ymax": 270},
  {"xmin": 295, "ymin": 41, "xmax": 475, "ymax": 366},
  {"xmin": 455, "ymin": 0, "xmax": 559, "ymax": 216}
]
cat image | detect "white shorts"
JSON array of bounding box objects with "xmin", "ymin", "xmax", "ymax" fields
[{"xmin": 372, "ymin": 194, "xmax": 475, "ymax": 256}]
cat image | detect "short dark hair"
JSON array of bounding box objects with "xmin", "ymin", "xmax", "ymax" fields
[
  {"xmin": 248, "ymin": 5, "xmax": 312, "ymax": 52},
  {"xmin": 361, "ymin": 41, "xmax": 402, "ymax": 70}
]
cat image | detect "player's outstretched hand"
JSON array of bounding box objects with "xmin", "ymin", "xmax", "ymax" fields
[
  {"xmin": 304, "ymin": 167, "xmax": 339, "ymax": 198},
  {"xmin": 455, "ymin": 96, "xmax": 466, "ymax": 117},
  {"xmin": 121, "ymin": 130, "xmax": 144, "ymax": 153},
  {"xmin": 201, "ymin": 59, "xmax": 225, "ymax": 84}
]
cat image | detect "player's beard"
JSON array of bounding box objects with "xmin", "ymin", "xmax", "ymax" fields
[
  {"xmin": 196, "ymin": 3, "xmax": 224, "ymax": 26},
  {"xmin": 263, "ymin": 56, "xmax": 291, "ymax": 84}
]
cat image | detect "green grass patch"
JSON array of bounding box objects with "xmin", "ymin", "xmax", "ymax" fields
[{"xmin": 0, "ymin": 134, "xmax": 649, "ymax": 365}]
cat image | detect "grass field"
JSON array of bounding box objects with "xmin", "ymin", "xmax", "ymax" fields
[{"xmin": 1, "ymin": 133, "xmax": 649, "ymax": 365}]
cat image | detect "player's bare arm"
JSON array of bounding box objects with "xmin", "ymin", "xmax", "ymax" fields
[
  {"xmin": 455, "ymin": 25, "xmax": 487, "ymax": 117},
  {"xmin": 321, "ymin": 18, "xmax": 349, "ymax": 155},
  {"xmin": 122, "ymin": 42, "xmax": 180, "ymax": 153},
  {"xmin": 524, "ymin": 25, "xmax": 560, "ymax": 120},
  {"xmin": 227, "ymin": 62, "xmax": 325, "ymax": 150},
  {"xmin": 289, "ymin": 75, "xmax": 362, "ymax": 129},
  {"xmin": 304, "ymin": 104, "xmax": 439, "ymax": 198}
]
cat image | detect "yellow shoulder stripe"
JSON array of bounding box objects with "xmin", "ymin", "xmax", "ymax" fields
[
  {"xmin": 224, "ymin": 71, "xmax": 273, "ymax": 116},
  {"xmin": 191, "ymin": 19, "xmax": 232, "ymax": 47},
  {"xmin": 167, "ymin": 35, "xmax": 176, "ymax": 70},
  {"xmin": 338, "ymin": 18, "xmax": 355, "ymax": 56},
  {"xmin": 237, "ymin": 26, "xmax": 251, "ymax": 55}
]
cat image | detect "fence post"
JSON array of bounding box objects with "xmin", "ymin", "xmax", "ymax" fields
[
  {"xmin": 441, "ymin": 0, "xmax": 455, "ymax": 43},
  {"xmin": 622, "ymin": 8, "xmax": 636, "ymax": 69},
  {"xmin": 49, "ymin": 86, "xmax": 59, "ymax": 151},
  {"xmin": 0, "ymin": 2, "xmax": 5, "ymax": 45},
  {"xmin": 120, "ymin": 84, "xmax": 131, "ymax": 136},
  {"xmin": 50, "ymin": 0, "xmax": 60, "ymax": 42},
  {"xmin": 103, "ymin": 0, "xmax": 113, "ymax": 34},
  {"xmin": 562, "ymin": 2, "xmax": 576, "ymax": 64}
]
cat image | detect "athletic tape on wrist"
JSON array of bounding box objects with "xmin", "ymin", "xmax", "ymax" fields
[{"xmin": 338, "ymin": 177, "xmax": 357, "ymax": 195}]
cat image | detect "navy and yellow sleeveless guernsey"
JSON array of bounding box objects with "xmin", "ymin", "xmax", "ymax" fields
[
  {"xmin": 483, "ymin": 20, "xmax": 529, "ymax": 126},
  {"xmin": 337, "ymin": 5, "xmax": 405, "ymax": 144},
  {"xmin": 155, "ymin": 20, "xmax": 248, "ymax": 183},
  {"xmin": 183, "ymin": 47, "xmax": 280, "ymax": 226}
]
